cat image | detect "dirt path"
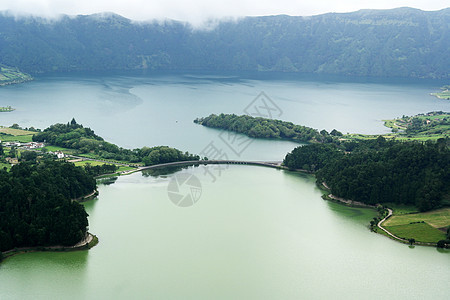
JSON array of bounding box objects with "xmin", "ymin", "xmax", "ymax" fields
[{"xmin": 376, "ymin": 208, "xmax": 408, "ymax": 242}]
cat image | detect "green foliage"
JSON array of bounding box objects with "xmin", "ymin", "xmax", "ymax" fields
[
  {"xmin": 436, "ymin": 239, "xmax": 450, "ymax": 248},
  {"xmin": 0, "ymin": 160, "xmax": 95, "ymax": 251},
  {"xmin": 195, "ymin": 113, "xmax": 331, "ymax": 143},
  {"xmin": 140, "ymin": 146, "xmax": 199, "ymax": 166},
  {"xmin": 431, "ymin": 85, "xmax": 450, "ymax": 100},
  {"xmin": 83, "ymin": 163, "xmax": 118, "ymax": 177},
  {"xmin": 20, "ymin": 150, "xmax": 38, "ymax": 162},
  {"xmin": 385, "ymin": 223, "xmax": 446, "ymax": 243},
  {"xmin": 383, "ymin": 111, "xmax": 450, "ymax": 139},
  {"xmin": 285, "ymin": 139, "xmax": 450, "ymax": 211},
  {"xmin": 283, "ymin": 144, "xmax": 343, "ymax": 172},
  {"xmin": 0, "ymin": 8, "xmax": 448, "ymax": 78},
  {"xmin": 33, "ymin": 121, "xmax": 200, "ymax": 166},
  {"xmin": 0, "ymin": 64, "xmax": 32, "ymax": 86}
]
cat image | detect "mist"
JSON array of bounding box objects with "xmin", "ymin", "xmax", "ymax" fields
[{"xmin": 0, "ymin": 0, "xmax": 448, "ymax": 27}]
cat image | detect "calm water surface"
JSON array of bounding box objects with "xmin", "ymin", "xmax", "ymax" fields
[
  {"xmin": 0, "ymin": 71, "xmax": 449, "ymax": 160},
  {"xmin": 1, "ymin": 166, "xmax": 449, "ymax": 299},
  {"xmin": 0, "ymin": 72, "xmax": 449, "ymax": 299}
]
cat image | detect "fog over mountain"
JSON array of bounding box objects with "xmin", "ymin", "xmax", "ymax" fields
[{"xmin": 0, "ymin": 7, "xmax": 448, "ymax": 78}]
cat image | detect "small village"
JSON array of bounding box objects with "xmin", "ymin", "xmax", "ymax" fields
[{"xmin": 0, "ymin": 140, "xmax": 66, "ymax": 167}]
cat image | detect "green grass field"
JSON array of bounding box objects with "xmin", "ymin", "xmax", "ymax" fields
[
  {"xmin": 117, "ymin": 166, "xmax": 136, "ymax": 172},
  {"xmin": 74, "ymin": 160, "xmax": 109, "ymax": 167},
  {"xmin": 43, "ymin": 145, "xmax": 73, "ymax": 153},
  {"xmin": 74, "ymin": 160, "xmax": 136, "ymax": 173},
  {"xmin": 383, "ymin": 208, "xmax": 449, "ymax": 243},
  {"xmin": 384, "ymin": 223, "xmax": 446, "ymax": 243},
  {"xmin": 431, "ymin": 90, "xmax": 450, "ymax": 100},
  {"xmin": 385, "ymin": 208, "xmax": 450, "ymax": 228},
  {"xmin": 0, "ymin": 127, "xmax": 35, "ymax": 143},
  {"xmin": 384, "ymin": 203, "xmax": 419, "ymax": 215},
  {"xmin": 0, "ymin": 162, "xmax": 11, "ymax": 171},
  {"xmin": 0, "ymin": 127, "xmax": 33, "ymax": 136},
  {"xmin": 0, "ymin": 134, "xmax": 33, "ymax": 143}
]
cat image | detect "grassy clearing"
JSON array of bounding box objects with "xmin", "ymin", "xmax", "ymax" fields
[
  {"xmin": 0, "ymin": 134, "xmax": 34, "ymax": 143},
  {"xmin": 74, "ymin": 160, "xmax": 136, "ymax": 173},
  {"xmin": 431, "ymin": 89, "xmax": 450, "ymax": 100},
  {"xmin": 0, "ymin": 162, "xmax": 11, "ymax": 171},
  {"xmin": 384, "ymin": 203, "xmax": 419, "ymax": 215},
  {"xmin": 77, "ymin": 153, "xmax": 143, "ymax": 166},
  {"xmin": 344, "ymin": 133, "xmax": 448, "ymax": 142},
  {"xmin": 0, "ymin": 127, "xmax": 35, "ymax": 143},
  {"xmin": 383, "ymin": 208, "xmax": 449, "ymax": 243},
  {"xmin": 74, "ymin": 160, "xmax": 108, "ymax": 167},
  {"xmin": 0, "ymin": 65, "xmax": 32, "ymax": 85},
  {"xmin": 0, "ymin": 127, "xmax": 34, "ymax": 136},
  {"xmin": 117, "ymin": 166, "xmax": 136, "ymax": 172},
  {"xmin": 385, "ymin": 208, "xmax": 450, "ymax": 228},
  {"xmin": 42, "ymin": 145, "xmax": 72, "ymax": 152},
  {"xmin": 384, "ymin": 223, "xmax": 446, "ymax": 243},
  {"xmin": 343, "ymin": 133, "xmax": 395, "ymax": 140}
]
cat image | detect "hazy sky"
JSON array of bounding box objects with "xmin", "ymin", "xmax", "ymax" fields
[{"xmin": 0, "ymin": 0, "xmax": 448, "ymax": 25}]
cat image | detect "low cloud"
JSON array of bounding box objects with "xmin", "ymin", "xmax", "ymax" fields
[{"xmin": 0, "ymin": 0, "xmax": 448, "ymax": 26}]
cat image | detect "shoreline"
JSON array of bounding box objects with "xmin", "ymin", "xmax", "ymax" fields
[
  {"xmin": 319, "ymin": 181, "xmax": 443, "ymax": 247},
  {"xmin": 1, "ymin": 233, "xmax": 98, "ymax": 262},
  {"xmin": 1, "ymin": 189, "xmax": 101, "ymax": 263}
]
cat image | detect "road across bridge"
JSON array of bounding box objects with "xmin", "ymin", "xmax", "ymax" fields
[{"xmin": 124, "ymin": 160, "xmax": 283, "ymax": 174}]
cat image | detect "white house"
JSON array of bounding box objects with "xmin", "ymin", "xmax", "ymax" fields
[{"xmin": 55, "ymin": 151, "xmax": 65, "ymax": 159}]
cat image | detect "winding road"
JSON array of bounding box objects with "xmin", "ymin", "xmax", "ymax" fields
[{"xmin": 376, "ymin": 208, "xmax": 409, "ymax": 242}]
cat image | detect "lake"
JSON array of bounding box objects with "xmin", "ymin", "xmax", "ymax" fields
[
  {"xmin": 0, "ymin": 72, "xmax": 449, "ymax": 299},
  {"xmin": 0, "ymin": 71, "xmax": 448, "ymax": 160}
]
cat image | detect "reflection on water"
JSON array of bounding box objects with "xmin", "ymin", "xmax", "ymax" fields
[
  {"xmin": 141, "ymin": 164, "xmax": 200, "ymax": 178},
  {"xmin": 97, "ymin": 176, "xmax": 119, "ymax": 185}
]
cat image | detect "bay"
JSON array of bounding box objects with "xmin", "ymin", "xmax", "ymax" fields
[{"xmin": 0, "ymin": 71, "xmax": 448, "ymax": 160}]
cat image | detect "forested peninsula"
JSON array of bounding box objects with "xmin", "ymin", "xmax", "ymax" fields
[
  {"xmin": 283, "ymin": 138, "xmax": 450, "ymax": 212},
  {"xmin": 32, "ymin": 119, "xmax": 200, "ymax": 165},
  {"xmin": 194, "ymin": 114, "xmax": 343, "ymax": 143},
  {"xmin": 0, "ymin": 159, "xmax": 94, "ymax": 252}
]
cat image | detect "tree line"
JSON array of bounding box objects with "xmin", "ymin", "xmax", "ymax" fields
[{"xmin": 283, "ymin": 137, "xmax": 450, "ymax": 211}]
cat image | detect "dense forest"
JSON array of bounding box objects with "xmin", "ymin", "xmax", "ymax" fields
[
  {"xmin": 0, "ymin": 8, "xmax": 448, "ymax": 78},
  {"xmin": 33, "ymin": 119, "xmax": 200, "ymax": 165},
  {"xmin": 194, "ymin": 114, "xmax": 343, "ymax": 143},
  {"xmin": 0, "ymin": 159, "xmax": 95, "ymax": 252},
  {"xmin": 283, "ymin": 138, "xmax": 450, "ymax": 211}
]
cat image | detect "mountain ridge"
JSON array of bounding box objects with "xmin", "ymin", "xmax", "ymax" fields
[{"xmin": 0, "ymin": 7, "xmax": 448, "ymax": 78}]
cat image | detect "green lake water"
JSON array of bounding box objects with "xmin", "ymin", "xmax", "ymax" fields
[{"xmin": 1, "ymin": 166, "xmax": 449, "ymax": 299}]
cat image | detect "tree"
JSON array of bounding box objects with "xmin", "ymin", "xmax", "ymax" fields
[
  {"xmin": 330, "ymin": 129, "xmax": 343, "ymax": 136},
  {"xmin": 8, "ymin": 146, "xmax": 17, "ymax": 158},
  {"xmin": 408, "ymin": 238, "xmax": 415, "ymax": 245},
  {"xmin": 20, "ymin": 150, "xmax": 37, "ymax": 162},
  {"xmin": 436, "ymin": 240, "xmax": 450, "ymax": 248}
]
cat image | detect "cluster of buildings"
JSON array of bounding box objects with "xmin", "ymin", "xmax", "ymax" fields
[
  {"xmin": 1, "ymin": 140, "xmax": 66, "ymax": 166},
  {"xmin": 1, "ymin": 141, "xmax": 45, "ymax": 149}
]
